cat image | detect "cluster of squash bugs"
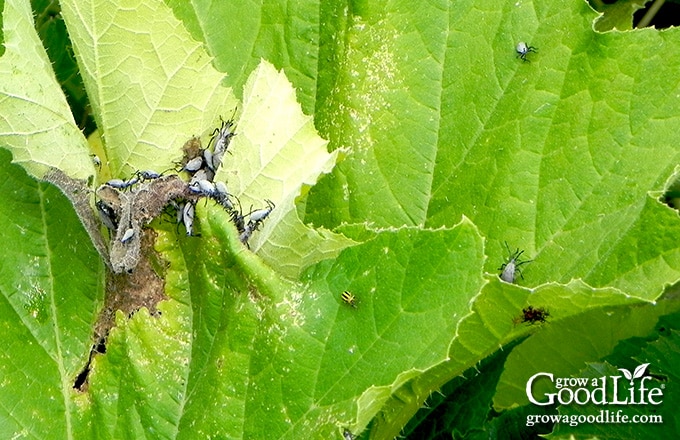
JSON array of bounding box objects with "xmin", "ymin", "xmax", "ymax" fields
[
  {"xmin": 94, "ymin": 111, "xmax": 276, "ymax": 272},
  {"xmin": 172, "ymin": 115, "xmax": 274, "ymax": 244},
  {"xmin": 96, "ymin": 168, "xmax": 172, "ymax": 236},
  {"xmin": 95, "ymin": 174, "xmax": 197, "ymax": 272}
]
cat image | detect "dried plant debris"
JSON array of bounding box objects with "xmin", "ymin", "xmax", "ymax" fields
[
  {"xmin": 44, "ymin": 168, "xmax": 111, "ymax": 268},
  {"xmin": 75, "ymin": 228, "xmax": 167, "ymax": 391}
]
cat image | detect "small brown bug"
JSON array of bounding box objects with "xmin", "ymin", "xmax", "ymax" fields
[
  {"xmin": 514, "ymin": 305, "xmax": 550, "ymax": 325},
  {"xmin": 341, "ymin": 291, "xmax": 358, "ymax": 308}
]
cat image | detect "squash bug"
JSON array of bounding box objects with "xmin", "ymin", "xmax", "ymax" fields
[
  {"xmin": 182, "ymin": 156, "xmax": 204, "ymax": 173},
  {"xmin": 135, "ymin": 170, "xmax": 162, "ymax": 181},
  {"xmin": 514, "ymin": 305, "xmax": 549, "ymax": 325},
  {"xmin": 248, "ymin": 199, "xmax": 275, "ymax": 224},
  {"xmin": 121, "ymin": 228, "xmax": 135, "ymax": 243},
  {"xmin": 498, "ymin": 242, "xmax": 532, "ymax": 283},
  {"xmin": 209, "ymin": 114, "xmax": 237, "ymax": 170},
  {"xmin": 239, "ymin": 200, "xmax": 275, "ymax": 245},
  {"xmin": 516, "ymin": 41, "xmax": 537, "ymax": 62},
  {"xmin": 96, "ymin": 200, "xmax": 118, "ymax": 230},
  {"xmin": 212, "ymin": 181, "xmax": 234, "ymax": 210},
  {"xmin": 105, "ymin": 175, "xmax": 139, "ymax": 190},
  {"xmin": 182, "ymin": 201, "xmax": 196, "ymax": 236}
]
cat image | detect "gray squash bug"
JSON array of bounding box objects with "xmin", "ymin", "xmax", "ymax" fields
[
  {"xmin": 238, "ymin": 200, "xmax": 275, "ymax": 245},
  {"xmin": 105, "ymin": 175, "xmax": 139, "ymax": 190},
  {"xmin": 188, "ymin": 179, "xmax": 216, "ymax": 196},
  {"xmin": 182, "ymin": 156, "xmax": 204, "ymax": 173},
  {"xmin": 516, "ymin": 41, "xmax": 537, "ymax": 62},
  {"xmin": 212, "ymin": 181, "xmax": 234, "ymax": 210},
  {"xmin": 248, "ymin": 199, "xmax": 275, "ymax": 224},
  {"xmin": 96, "ymin": 200, "xmax": 118, "ymax": 230},
  {"xmin": 182, "ymin": 202, "xmax": 196, "ymax": 236},
  {"xmin": 209, "ymin": 114, "xmax": 237, "ymax": 170},
  {"xmin": 498, "ymin": 242, "xmax": 532, "ymax": 283},
  {"xmin": 121, "ymin": 228, "xmax": 135, "ymax": 243},
  {"xmin": 136, "ymin": 170, "xmax": 162, "ymax": 181}
]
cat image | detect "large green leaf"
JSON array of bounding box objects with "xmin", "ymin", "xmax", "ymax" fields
[
  {"xmin": 166, "ymin": 0, "xmax": 322, "ymax": 116},
  {"xmin": 365, "ymin": 279, "xmax": 649, "ymax": 439},
  {"xmin": 592, "ymin": 0, "xmax": 648, "ymax": 31},
  {"xmin": 0, "ymin": 148, "xmax": 104, "ymax": 438},
  {"xmin": 306, "ymin": 0, "xmax": 680, "ymax": 298},
  {"xmin": 218, "ymin": 60, "xmax": 356, "ymax": 278},
  {"xmin": 1, "ymin": 0, "xmax": 680, "ymax": 439},
  {"xmin": 494, "ymin": 299, "xmax": 676, "ymax": 409},
  {"xmin": 80, "ymin": 208, "xmax": 485, "ymax": 438},
  {"xmin": 0, "ymin": 0, "xmax": 91, "ymax": 179},
  {"xmin": 59, "ymin": 0, "xmax": 235, "ymax": 179}
]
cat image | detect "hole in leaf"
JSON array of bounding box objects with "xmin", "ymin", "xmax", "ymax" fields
[
  {"xmin": 73, "ymin": 338, "xmax": 107, "ymax": 392},
  {"xmin": 73, "ymin": 365, "xmax": 90, "ymax": 391}
]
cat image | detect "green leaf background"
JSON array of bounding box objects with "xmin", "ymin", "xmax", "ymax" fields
[{"xmin": 1, "ymin": 0, "xmax": 679, "ymax": 438}]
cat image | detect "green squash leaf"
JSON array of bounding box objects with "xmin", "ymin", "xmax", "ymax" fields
[
  {"xmin": 220, "ymin": 60, "xmax": 356, "ymax": 279},
  {"xmin": 60, "ymin": 0, "xmax": 236, "ymax": 178},
  {"xmin": 2, "ymin": 0, "xmax": 680, "ymax": 439},
  {"xmin": 0, "ymin": 0, "xmax": 91, "ymax": 179},
  {"xmin": 0, "ymin": 148, "xmax": 104, "ymax": 439}
]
